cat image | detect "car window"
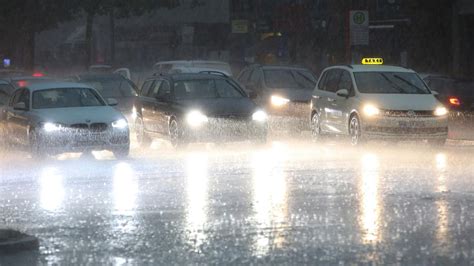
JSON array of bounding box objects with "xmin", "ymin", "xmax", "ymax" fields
[
  {"xmin": 157, "ymin": 81, "xmax": 171, "ymax": 97},
  {"xmin": 238, "ymin": 69, "xmax": 251, "ymax": 83},
  {"xmin": 249, "ymin": 69, "xmax": 261, "ymax": 85},
  {"xmin": 9, "ymin": 90, "xmax": 22, "ymax": 106},
  {"xmin": 338, "ymin": 71, "xmax": 353, "ymax": 94},
  {"xmin": 32, "ymin": 88, "xmax": 106, "ymax": 109},
  {"xmin": 140, "ymin": 80, "xmax": 155, "ymax": 96},
  {"xmin": 354, "ymin": 72, "xmax": 431, "ymax": 94},
  {"xmin": 18, "ymin": 89, "xmax": 30, "ymax": 109},
  {"xmin": 0, "ymin": 84, "xmax": 14, "ymax": 106},
  {"xmin": 215, "ymin": 79, "xmax": 245, "ymax": 98},
  {"xmin": 147, "ymin": 80, "xmax": 162, "ymax": 98},
  {"xmin": 317, "ymin": 72, "xmax": 328, "ymax": 91},
  {"xmin": 292, "ymin": 70, "xmax": 317, "ymax": 89},
  {"xmin": 324, "ymin": 69, "xmax": 342, "ymax": 93},
  {"xmin": 174, "ymin": 79, "xmax": 217, "ymax": 100}
]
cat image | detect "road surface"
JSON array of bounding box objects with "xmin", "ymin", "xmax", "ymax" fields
[{"xmin": 1, "ymin": 139, "xmax": 474, "ymax": 264}]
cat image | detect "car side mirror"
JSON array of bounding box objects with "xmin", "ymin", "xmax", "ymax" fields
[
  {"xmin": 431, "ymin": 90, "xmax": 439, "ymax": 96},
  {"xmin": 13, "ymin": 102, "xmax": 27, "ymax": 110},
  {"xmin": 107, "ymin": 98, "xmax": 118, "ymax": 106},
  {"xmin": 336, "ymin": 89, "xmax": 349, "ymax": 98}
]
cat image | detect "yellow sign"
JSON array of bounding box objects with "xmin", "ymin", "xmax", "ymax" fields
[{"xmin": 362, "ymin": 58, "xmax": 384, "ymax": 65}]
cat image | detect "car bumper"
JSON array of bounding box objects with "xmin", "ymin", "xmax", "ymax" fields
[
  {"xmin": 184, "ymin": 119, "xmax": 268, "ymax": 142},
  {"xmin": 37, "ymin": 129, "xmax": 130, "ymax": 152},
  {"xmin": 362, "ymin": 116, "xmax": 448, "ymax": 140}
]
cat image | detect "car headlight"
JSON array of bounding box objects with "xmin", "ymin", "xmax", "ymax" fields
[
  {"xmin": 112, "ymin": 119, "xmax": 128, "ymax": 129},
  {"xmin": 363, "ymin": 104, "xmax": 380, "ymax": 117},
  {"xmin": 271, "ymin": 95, "xmax": 290, "ymax": 106},
  {"xmin": 43, "ymin": 122, "xmax": 62, "ymax": 132},
  {"xmin": 186, "ymin": 110, "xmax": 208, "ymax": 127},
  {"xmin": 252, "ymin": 110, "xmax": 268, "ymax": 122},
  {"xmin": 434, "ymin": 106, "xmax": 448, "ymax": 116},
  {"xmin": 131, "ymin": 106, "xmax": 137, "ymax": 120}
]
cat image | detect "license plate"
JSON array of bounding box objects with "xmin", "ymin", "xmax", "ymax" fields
[{"xmin": 399, "ymin": 121, "xmax": 425, "ymax": 128}]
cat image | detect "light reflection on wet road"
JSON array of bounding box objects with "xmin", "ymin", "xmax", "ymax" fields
[{"xmin": 1, "ymin": 141, "xmax": 474, "ymax": 264}]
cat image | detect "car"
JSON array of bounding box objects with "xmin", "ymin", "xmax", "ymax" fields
[
  {"xmin": 0, "ymin": 79, "xmax": 15, "ymax": 107},
  {"xmin": 72, "ymin": 74, "xmax": 139, "ymax": 125},
  {"xmin": 310, "ymin": 59, "xmax": 449, "ymax": 145},
  {"xmin": 237, "ymin": 64, "xmax": 318, "ymax": 131},
  {"xmin": 0, "ymin": 82, "xmax": 130, "ymax": 158},
  {"xmin": 153, "ymin": 60, "xmax": 233, "ymax": 77},
  {"xmin": 134, "ymin": 73, "xmax": 268, "ymax": 148},
  {"xmin": 422, "ymin": 74, "xmax": 474, "ymax": 140}
]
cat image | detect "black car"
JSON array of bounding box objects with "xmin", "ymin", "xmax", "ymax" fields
[
  {"xmin": 423, "ymin": 74, "xmax": 474, "ymax": 140},
  {"xmin": 237, "ymin": 64, "xmax": 317, "ymax": 131},
  {"xmin": 134, "ymin": 73, "xmax": 268, "ymax": 148},
  {"xmin": 73, "ymin": 74, "xmax": 139, "ymax": 123}
]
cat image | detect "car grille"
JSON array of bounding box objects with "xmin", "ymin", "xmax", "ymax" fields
[
  {"xmin": 383, "ymin": 110, "xmax": 434, "ymax": 117},
  {"xmin": 69, "ymin": 123, "xmax": 108, "ymax": 132}
]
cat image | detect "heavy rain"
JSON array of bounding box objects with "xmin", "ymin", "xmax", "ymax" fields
[{"xmin": 1, "ymin": 0, "xmax": 474, "ymax": 265}]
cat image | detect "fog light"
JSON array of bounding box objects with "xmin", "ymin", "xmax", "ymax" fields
[
  {"xmin": 434, "ymin": 106, "xmax": 448, "ymax": 116},
  {"xmin": 186, "ymin": 110, "xmax": 208, "ymax": 127}
]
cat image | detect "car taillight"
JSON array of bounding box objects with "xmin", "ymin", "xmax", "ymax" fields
[
  {"xmin": 32, "ymin": 72, "xmax": 44, "ymax": 77},
  {"xmin": 448, "ymin": 97, "xmax": 461, "ymax": 106}
]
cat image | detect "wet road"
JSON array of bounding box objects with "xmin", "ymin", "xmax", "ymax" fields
[{"xmin": 1, "ymin": 140, "xmax": 474, "ymax": 265}]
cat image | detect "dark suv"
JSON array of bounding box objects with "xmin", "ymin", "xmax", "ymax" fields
[
  {"xmin": 237, "ymin": 64, "xmax": 317, "ymax": 131},
  {"xmin": 134, "ymin": 73, "xmax": 268, "ymax": 148}
]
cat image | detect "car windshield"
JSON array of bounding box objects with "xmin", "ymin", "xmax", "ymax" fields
[
  {"xmin": 82, "ymin": 78, "xmax": 137, "ymax": 98},
  {"xmin": 354, "ymin": 72, "xmax": 431, "ymax": 94},
  {"xmin": 32, "ymin": 88, "xmax": 105, "ymax": 109},
  {"xmin": 264, "ymin": 69, "xmax": 316, "ymax": 89},
  {"xmin": 174, "ymin": 79, "xmax": 245, "ymax": 100}
]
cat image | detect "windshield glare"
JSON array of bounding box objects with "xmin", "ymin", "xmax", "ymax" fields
[
  {"xmin": 83, "ymin": 79, "xmax": 137, "ymax": 98},
  {"xmin": 32, "ymin": 88, "xmax": 105, "ymax": 109},
  {"xmin": 354, "ymin": 72, "xmax": 430, "ymax": 94},
  {"xmin": 174, "ymin": 79, "xmax": 244, "ymax": 100},
  {"xmin": 264, "ymin": 69, "xmax": 316, "ymax": 89}
]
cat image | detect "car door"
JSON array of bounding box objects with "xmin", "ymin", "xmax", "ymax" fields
[
  {"xmin": 142, "ymin": 80, "xmax": 162, "ymax": 132},
  {"xmin": 318, "ymin": 69, "xmax": 342, "ymax": 133},
  {"xmin": 153, "ymin": 80, "xmax": 173, "ymax": 135},
  {"xmin": 6, "ymin": 89, "xmax": 30, "ymax": 145},
  {"xmin": 139, "ymin": 79, "xmax": 159, "ymax": 132},
  {"xmin": 332, "ymin": 70, "xmax": 355, "ymax": 133}
]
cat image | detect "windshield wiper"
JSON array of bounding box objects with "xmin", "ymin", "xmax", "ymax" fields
[
  {"xmin": 380, "ymin": 73, "xmax": 404, "ymax": 93},
  {"xmin": 393, "ymin": 75, "xmax": 427, "ymax": 94}
]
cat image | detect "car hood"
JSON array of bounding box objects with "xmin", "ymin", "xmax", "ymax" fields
[
  {"xmin": 269, "ymin": 88, "xmax": 313, "ymax": 102},
  {"xmin": 176, "ymin": 98, "xmax": 258, "ymax": 117},
  {"xmin": 33, "ymin": 106, "xmax": 124, "ymax": 125},
  {"xmin": 359, "ymin": 94, "xmax": 442, "ymax": 110}
]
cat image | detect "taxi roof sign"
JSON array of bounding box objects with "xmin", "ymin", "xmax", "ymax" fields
[{"xmin": 362, "ymin": 58, "xmax": 384, "ymax": 65}]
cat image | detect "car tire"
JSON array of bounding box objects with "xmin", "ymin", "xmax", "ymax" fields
[
  {"xmin": 349, "ymin": 115, "xmax": 364, "ymax": 146},
  {"xmin": 113, "ymin": 145, "xmax": 130, "ymax": 159},
  {"xmin": 169, "ymin": 119, "xmax": 187, "ymax": 149},
  {"xmin": 135, "ymin": 117, "xmax": 151, "ymax": 148},
  {"xmin": 428, "ymin": 138, "xmax": 446, "ymax": 147},
  {"xmin": 311, "ymin": 112, "xmax": 323, "ymax": 142},
  {"xmin": 29, "ymin": 129, "xmax": 46, "ymax": 159}
]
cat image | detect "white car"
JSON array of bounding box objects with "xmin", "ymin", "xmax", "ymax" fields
[
  {"xmin": 0, "ymin": 82, "xmax": 130, "ymax": 158},
  {"xmin": 153, "ymin": 60, "xmax": 233, "ymax": 77},
  {"xmin": 310, "ymin": 60, "xmax": 449, "ymax": 145}
]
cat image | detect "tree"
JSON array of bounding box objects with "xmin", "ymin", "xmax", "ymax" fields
[
  {"xmin": 0, "ymin": 0, "xmax": 78, "ymax": 70},
  {"xmin": 77, "ymin": 0, "xmax": 180, "ymax": 66}
]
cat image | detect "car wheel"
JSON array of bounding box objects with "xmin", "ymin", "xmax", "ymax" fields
[
  {"xmin": 169, "ymin": 119, "xmax": 187, "ymax": 149},
  {"xmin": 135, "ymin": 117, "xmax": 151, "ymax": 148},
  {"xmin": 29, "ymin": 130, "xmax": 45, "ymax": 159},
  {"xmin": 428, "ymin": 138, "xmax": 446, "ymax": 147},
  {"xmin": 113, "ymin": 145, "xmax": 130, "ymax": 159},
  {"xmin": 311, "ymin": 112, "xmax": 323, "ymax": 142},
  {"xmin": 349, "ymin": 115, "xmax": 364, "ymax": 146}
]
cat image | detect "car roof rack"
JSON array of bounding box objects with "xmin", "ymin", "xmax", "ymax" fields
[{"xmin": 198, "ymin": 71, "xmax": 228, "ymax": 77}]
